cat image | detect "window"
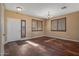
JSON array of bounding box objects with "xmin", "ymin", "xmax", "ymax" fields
[
  {"xmin": 38, "ymin": 21, "xmax": 43, "ymax": 31},
  {"xmin": 32, "ymin": 19, "xmax": 43, "ymax": 31},
  {"xmin": 21, "ymin": 20, "xmax": 26, "ymax": 38},
  {"xmin": 51, "ymin": 17, "xmax": 66, "ymax": 32},
  {"xmin": 32, "ymin": 20, "xmax": 38, "ymax": 31}
]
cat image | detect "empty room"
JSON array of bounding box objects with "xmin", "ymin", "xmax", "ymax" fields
[{"xmin": 0, "ymin": 3, "xmax": 79, "ymax": 56}]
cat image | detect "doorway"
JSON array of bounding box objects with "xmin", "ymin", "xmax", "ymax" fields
[{"xmin": 7, "ymin": 18, "xmax": 21, "ymax": 43}]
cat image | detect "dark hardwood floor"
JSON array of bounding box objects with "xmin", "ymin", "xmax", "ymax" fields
[{"xmin": 4, "ymin": 36, "xmax": 79, "ymax": 56}]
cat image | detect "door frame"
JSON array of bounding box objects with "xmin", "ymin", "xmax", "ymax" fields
[{"xmin": 0, "ymin": 3, "xmax": 5, "ymax": 56}]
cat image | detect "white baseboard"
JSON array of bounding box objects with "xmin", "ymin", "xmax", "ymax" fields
[
  {"xmin": 31, "ymin": 35, "xmax": 45, "ymax": 39},
  {"xmin": 5, "ymin": 35, "xmax": 45, "ymax": 44},
  {"xmin": 5, "ymin": 37, "xmax": 31, "ymax": 44},
  {"xmin": 46, "ymin": 36, "xmax": 79, "ymax": 42},
  {"xmin": 22, "ymin": 37, "xmax": 32, "ymax": 40},
  {"xmin": 5, "ymin": 35, "xmax": 79, "ymax": 44}
]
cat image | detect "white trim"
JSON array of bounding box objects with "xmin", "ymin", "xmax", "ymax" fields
[
  {"xmin": 21, "ymin": 37, "xmax": 32, "ymax": 40},
  {"xmin": 5, "ymin": 38, "xmax": 29, "ymax": 44},
  {"xmin": 5, "ymin": 35, "xmax": 45, "ymax": 44},
  {"xmin": 0, "ymin": 4, "xmax": 5, "ymax": 56},
  {"xmin": 31, "ymin": 35, "xmax": 45, "ymax": 39},
  {"xmin": 47, "ymin": 36, "xmax": 79, "ymax": 42}
]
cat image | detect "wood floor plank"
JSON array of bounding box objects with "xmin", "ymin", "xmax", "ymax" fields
[{"xmin": 4, "ymin": 36, "xmax": 79, "ymax": 56}]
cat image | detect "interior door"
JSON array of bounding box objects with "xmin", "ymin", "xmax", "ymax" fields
[{"xmin": 7, "ymin": 18, "xmax": 21, "ymax": 43}]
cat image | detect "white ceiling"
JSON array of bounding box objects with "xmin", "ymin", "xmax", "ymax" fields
[{"xmin": 5, "ymin": 3, "xmax": 79, "ymax": 19}]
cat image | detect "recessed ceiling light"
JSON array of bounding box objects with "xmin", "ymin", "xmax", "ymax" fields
[{"xmin": 16, "ymin": 7, "xmax": 22, "ymax": 11}]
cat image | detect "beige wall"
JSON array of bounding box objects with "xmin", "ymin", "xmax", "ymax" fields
[
  {"xmin": 45, "ymin": 11, "xmax": 79, "ymax": 42},
  {"xmin": 5, "ymin": 10, "xmax": 79, "ymax": 42},
  {"xmin": 5, "ymin": 10, "xmax": 45, "ymax": 41},
  {"xmin": 0, "ymin": 3, "xmax": 5, "ymax": 55},
  {"xmin": 0, "ymin": 4, "xmax": 1, "ymax": 55}
]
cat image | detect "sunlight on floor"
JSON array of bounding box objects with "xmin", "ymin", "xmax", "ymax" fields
[{"xmin": 26, "ymin": 41, "xmax": 39, "ymax": 47}]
